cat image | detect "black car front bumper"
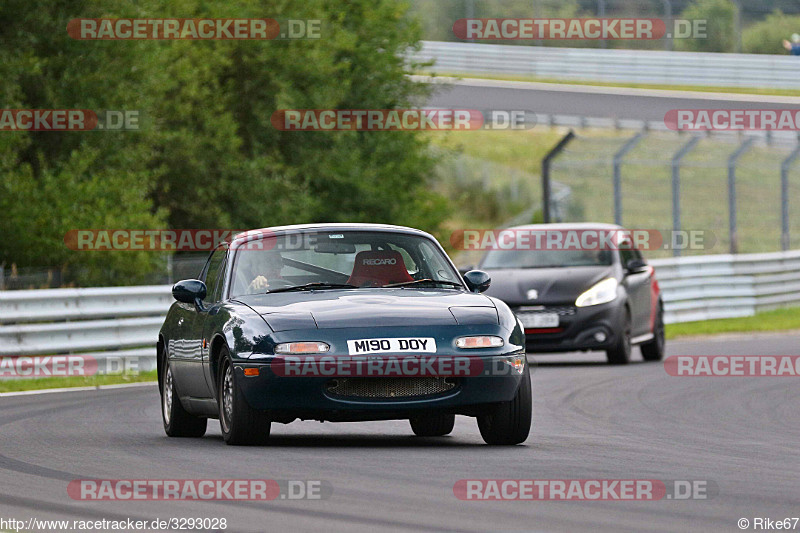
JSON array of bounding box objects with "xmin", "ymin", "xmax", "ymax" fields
[
  {"xmin": 233, "ymin": 354, "xmax": 527, "ymax": 422},
  {"xmin": 515, "ymin": 300, "xmax": 626, "ymax": 353}
]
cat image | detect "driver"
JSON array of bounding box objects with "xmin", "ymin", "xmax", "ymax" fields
[{"xmin": 243, "ymin": 251, "xmax": 284, "ymax": 293}]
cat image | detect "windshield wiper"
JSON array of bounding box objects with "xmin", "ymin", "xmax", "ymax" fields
[
  {"xmin": 382, "ymin": 279, "xmax": 464, "ymax": 289},
  {"xmin": 266, "ymin": 282, "xmax": 358, "ymax": 294}
]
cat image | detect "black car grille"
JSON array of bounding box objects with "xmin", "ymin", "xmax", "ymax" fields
[
  {"xmin": 325, "ymin": 377, "xmax": 457, "ymax": 399},
  {"xmin": 515, "ymin": 306, "xmax": 576, "ymax": 316}
]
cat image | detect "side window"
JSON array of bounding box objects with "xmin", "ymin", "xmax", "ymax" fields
[
  {"xmin": 619, "ymin": 247, "xmax": 643, "ymax": 268},
  {"xmin": 202, "ymin": 246, "xmax": 228, "ymax": 303},
  {"xmin": 209, "ymin": 256, "xmax": 228, "ymax": 302},
  {"xmin": 620, "ymin": 248, "xmax": 635, "ymax": 267}
]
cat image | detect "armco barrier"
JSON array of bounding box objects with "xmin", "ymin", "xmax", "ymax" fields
[
  {"xmin": 0, "ymin": 286, "xmax": 171, "ymax": 374},
  {"xmin": 1, "ymin": 250, "xmax": 799, "ymax": 375},
  {"xmin": 412, "ymin": 41, "xmax": 800, "ymax": 90},
  {"xmin": 650, "ymin": 250, "xmax": 800, "ymax": 323}
]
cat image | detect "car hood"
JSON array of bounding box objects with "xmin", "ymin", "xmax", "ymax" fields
[
  {"xmin": 234, "ymin": 289, "xmax": 498, "ymax": 331},
  {"xmin": 482, "ymin": 266, "xmax": 616, "ymax": 306}
]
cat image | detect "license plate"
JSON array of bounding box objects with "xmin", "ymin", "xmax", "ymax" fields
[
  {"xmin": 518, "ymin": 312, "xmax": 559, "ymax": 328},
  {"xmin": 347, "ymin": 337, "xmax": 437, "ymax": 355}
]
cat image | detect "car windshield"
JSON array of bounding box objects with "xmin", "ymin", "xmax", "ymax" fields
[
  {"xmin": 229, "ymin": 230, "xmax": 463, "ymax": 296},
  {"xmin": 481, "ymin": 248, "xmax": 614, "ymax": 269}
]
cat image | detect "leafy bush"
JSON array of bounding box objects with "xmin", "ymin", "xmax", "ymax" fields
[
  {"xmin": 743, "ymin": 11, "xmax": 800, "ymax": 55},
  {"xmin": 0, "ymin": 0, "xmax": 449, "ymax": 285},
  {"xmin": 675, "ymin": 0, "xmax": 736, "ymax": 53}
]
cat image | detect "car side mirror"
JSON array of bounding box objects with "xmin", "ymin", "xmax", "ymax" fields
[
  {"xmin": 172, "ymin": 279, "xmax": 207, "ymax": 305},
  {"xmin": 463, "ymin": 270, "xmax": 491, "ymax": 293},
  {"xmin": 625, "ymin": 258, "xmax": 648, "ymax": 274}
]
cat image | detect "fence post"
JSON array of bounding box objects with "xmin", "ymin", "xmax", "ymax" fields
[
  {"xmin": 465, "ymin": 0, "xmax": 475, "ymax": 43},
  {"xmin": 671, "ymin": 135, "xmax": 702, "ymax": 257},
  {"xmin": 727, "ymin": 137, "xmax": 755, "ymax": 254},
  {"xmin": 542, "ymin": 130, "xmax": 575, "ymax": 223},
  {"xmin": 613, "ymin": 130, "xmax": 647, "ymax": 226},
  {"xmin": 662, "ymin": 0, "xmax": 673, "ymax": 51},
  {"xmin": 781, "ymin": 143, "xmax": 800, "ymax": 250}
]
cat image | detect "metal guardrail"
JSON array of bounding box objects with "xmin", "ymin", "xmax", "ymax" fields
[
  {"xmin": 413, "ymin": 41, "xmax": 800, "ymax": 90},
  {"xmin": 2, "ymin": 249, "xmax": 800, "ymax": 374},
  {"xmin": 651, "ymin": 250, "xmax": 800, "ymax": 323},
  {"xmin": 0, "ymin": 285, "xmax": 173, "ymax": 323},
  {"xmin": 0, "ymin": 286, "xmax": 170, "ymax": 373}
]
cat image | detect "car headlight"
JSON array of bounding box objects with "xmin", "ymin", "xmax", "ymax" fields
[
  {"xmin": 575, "ymin": 278, "xmax": 618, "ymax": 307},
  {"xmin": 274, "ymin": 342, "xmax": 330, "ymax": 355},
  {"xmin": 455, "ymin": 336, "xmax": 504, "ymax": 349}
]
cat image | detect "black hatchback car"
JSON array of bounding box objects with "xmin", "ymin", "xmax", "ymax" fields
[{"xmin": 476, "ymin": 223, "xmax": 664, "ymax": 365}]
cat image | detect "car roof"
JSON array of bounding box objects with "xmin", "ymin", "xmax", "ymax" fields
[
  {"xmin": 505, "ymin": 222, "xmax": 624, "ymax": 231},
  {"xmin": 229, "ymin": 223, "xmax": 434, "ymax": 247}
]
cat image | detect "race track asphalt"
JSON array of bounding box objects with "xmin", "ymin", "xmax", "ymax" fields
[
  {"xmin": 1, "ymin": 332, "xmax": 798, "ymax": 532},
  {"xmin": 425, "ymin": 78, "xmax": 800, "ymax": 123}
]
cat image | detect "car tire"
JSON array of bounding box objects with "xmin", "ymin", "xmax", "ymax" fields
[
  {"xmin": 218, "ymin": 348, "xmax": 271, "ymax": 446},
  {"xmin": 410, "ymin": 413, "xmax": 455, "ymax": 437},
  {"xmin": 606, "ymin": 308, "xmax": 632, "ymax": 365},
  {"xmin": 477, "ymin": 363, "xmax": 532, "ymax": 445},
  {"xmin": 641, "ymin": 304, "xmax": 666, "ymax": 361},
  {"xmin": 161, "ymin": 358, "xmax": 207, "ymax": 438}
]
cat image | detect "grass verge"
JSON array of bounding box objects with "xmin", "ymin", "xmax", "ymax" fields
[
  {"xmin": 0, "ymin": 370, "xmax": 157, "ymax": 393},
  {"xmin": 665, "ymin": 307, "xmax": 800, "ymax": 340},
  {"xmin": 431, "ymin": 126, "xmax": 799, "ymax": 256}
]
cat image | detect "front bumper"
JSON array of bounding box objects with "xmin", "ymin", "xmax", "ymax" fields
[
  {"xmin": 516, "ymin": 301, "xmax": 625, "ymax": 353},
  {"xmin": 233, "ymin": 354, "xmax": 525, "ymax": 421}
]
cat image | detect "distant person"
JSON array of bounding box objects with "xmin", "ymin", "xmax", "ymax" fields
[{"xmin": 782, "ymin": 33, "xmax": 800, "ymax": 55}]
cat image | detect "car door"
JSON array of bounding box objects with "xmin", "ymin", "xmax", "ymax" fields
[
  {"xmin": 200, "ymin": 245, "xmax": 229, "ymax": 396},
  {"xmin": 620, "ymin": 247, "xmax": 652, "ymax": 337},
  {"xmin": 173, "ymin": 246, "xmax": 226, "ymax": 399}
]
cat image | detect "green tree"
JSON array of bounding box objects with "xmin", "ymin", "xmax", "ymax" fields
[
  {"xmin": 0, "ymin": 0, "xmax": 167, "ymax": 285},
  {"xmin": 675, "ymin": 0, "xmax": 737, "ymax": 53},
  {"xmin": 0, "ymin": 0, "xmax": 450, "ymax": 285},
  {"xmin": 743, "ymin": 11, "xmax": 800, "ymax": 55}
]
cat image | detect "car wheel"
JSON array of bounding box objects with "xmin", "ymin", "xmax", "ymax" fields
[
  {"xmin": 410, "ymin": 413, "xmax": 455, "ymax": 437},
  {"xmin": 606, "ymin": 308, "xmax": 632, "ymax": 365},
  {"xmin": 218, "ymin": 348, "xmax": 271, "ymax": 446},
  {"xmin": 641, "ymin": 305, "xmax": 666, "ymax": 361},
  {"xmin": 161, "ymin": 358, "xmax": 207, "ymax": 438},
  {"xmin": 477, "ymin": 363, "xmax": 532, "ymax": 445}
]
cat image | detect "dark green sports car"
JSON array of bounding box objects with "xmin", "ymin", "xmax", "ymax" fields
[{"xmin": 158, "ymin": 224, "xmax": 531, "ymax": 445}]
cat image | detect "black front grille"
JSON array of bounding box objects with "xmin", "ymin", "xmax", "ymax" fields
[
  {"xmin": 515, "ymin": 306, "xmax": 576, "ymax": 316},
  {"xmin": 325, "ymin": 377, "xmax": 457, "ymax": 399}
]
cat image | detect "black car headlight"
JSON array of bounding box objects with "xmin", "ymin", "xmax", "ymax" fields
[{"xmin": 575, "ymin": 278, "xmax": 618, "ymax": 307}]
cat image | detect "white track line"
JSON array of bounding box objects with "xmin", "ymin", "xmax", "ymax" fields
[{"xmin": 0, "ymin": 381, "xmax": 157, "ymax": 397}]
